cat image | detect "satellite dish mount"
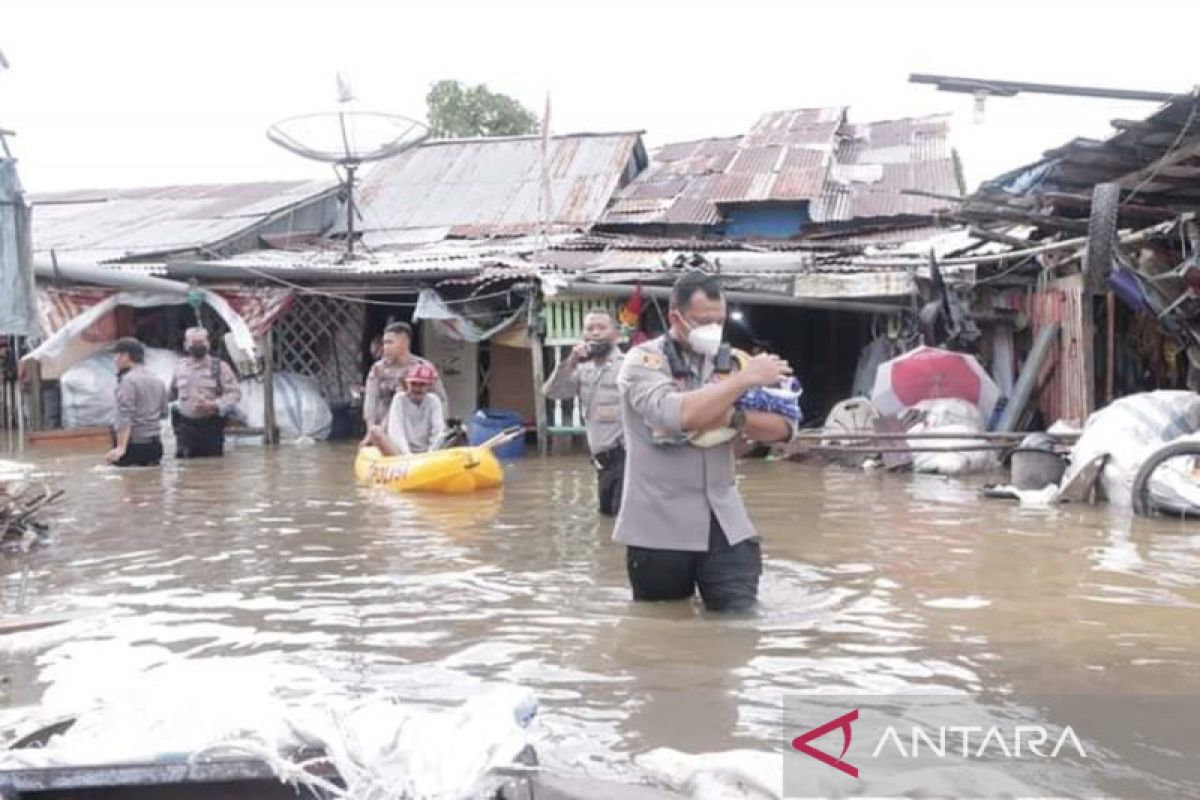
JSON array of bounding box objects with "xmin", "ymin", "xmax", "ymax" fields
[{"xmin": 267, "ymin": 78, "xmax": 430, "ymax": 260}]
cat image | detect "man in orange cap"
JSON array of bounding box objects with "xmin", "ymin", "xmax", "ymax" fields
[{"xmin": 364, "ymin": 362, "xmax": 446, "ymax": 456}]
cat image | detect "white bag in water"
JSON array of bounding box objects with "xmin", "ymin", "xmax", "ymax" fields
[
  {"xmin": 907, "ymin": 398, "xmax": 998, "ymax": 475},
  {"xmin": 235, "ymin": 372, "xmax": 332, "ymax": 441},
  {"xmin": 2, "ymin": 655, "xmax": 537, "ymax": 800},
  {"xmin": 59, "ymin": 347, "xmax": 175, "ymax": 430},
  {"xmin": 1063, "ymin": 391, "xmax": 1200, "ymax": 508}
]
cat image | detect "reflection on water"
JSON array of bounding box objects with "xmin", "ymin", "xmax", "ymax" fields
[{"xmin": 3, "ymin": 443, "xmax": 1200, "ymax": 788}]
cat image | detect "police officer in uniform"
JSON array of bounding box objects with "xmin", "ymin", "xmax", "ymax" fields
[
  {"xmin": 169, "ymin": 327, "xmax": 241, "ymax": 458},
  {"xmin": 615, "ymin": 271, "xmax": 794, "ymax": 612},
  {"xmin": 362, "ymin": 322, "xmax": 448, "ymax": 428},
  {"xmin": 543, "ymin": 308, "xmax": 626, "ymax": 516},
  {"xmin": 106, "ymin": 338, "xmax": 169, "ymax": 467}
]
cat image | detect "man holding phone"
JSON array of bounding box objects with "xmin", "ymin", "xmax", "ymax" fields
[{"xmin": 543, "ymin": 309, "xmax": 626, "ymax": 516}]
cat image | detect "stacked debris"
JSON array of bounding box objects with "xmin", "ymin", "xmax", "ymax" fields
[{"xmin": 1, "ymin": 460, "xmax": 60, "ymax": 553}]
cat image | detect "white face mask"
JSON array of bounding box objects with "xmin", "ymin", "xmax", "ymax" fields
[{"xmin": 685, "ymin": 321, "xmax": 724, "ymax": 357}]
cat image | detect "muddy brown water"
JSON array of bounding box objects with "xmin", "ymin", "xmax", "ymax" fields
[{"xmin": 3, "ymin": 443, "xmax": 1200, "ymax": 793}]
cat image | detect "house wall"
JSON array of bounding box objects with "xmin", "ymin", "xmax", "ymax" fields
[{"xmin": 487, "ymin": 342, "xmax": 535, "ymax": 423}]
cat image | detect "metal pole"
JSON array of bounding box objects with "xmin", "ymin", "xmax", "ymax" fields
[
  {"xmin": 997, "ymin": 323, "xmax": 1062, "ymax": 433},
  {"xmin": 908, "ymin": 73, "xmax": 1179, "ymax": 103},
  {"xmin": 12, "ymin": 337, "xmax": 22, "ymax": 454}
]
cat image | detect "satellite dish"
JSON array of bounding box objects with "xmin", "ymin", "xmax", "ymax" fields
[{"xmin": 267, "ymin": 76, "xmax": 430, "ymax": 259}]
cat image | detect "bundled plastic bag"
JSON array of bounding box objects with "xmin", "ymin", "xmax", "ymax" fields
[
  {"xmin": 235, "ymin": 373, "xmax": 332, "ymax": 442},
  {"xmin": 1062, "ymin": 391, "xmax": 1200, "ymax": 508},
  {"xmin": 907, "ymin": 398, "xmax": 998, "ymax": 475}
]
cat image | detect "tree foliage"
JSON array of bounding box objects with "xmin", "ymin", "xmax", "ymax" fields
[{"xmin": 425, "ymin": 80, "xmax": 539, "ymax": 139}]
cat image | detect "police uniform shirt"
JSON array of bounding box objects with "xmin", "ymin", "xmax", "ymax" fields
[
  {"xmin": 613, "ymin": 335, "xmax": 762, "ymax": 552},
  {"xmin": 542, "ymin": 350, "xmax": 624, "ymax": 454},
  {"xmin": 363, "ymin": 355, "xmax": 448, "ymax": 426},
  {"xmin": 170, "ymin": 356, "xmax": 241, "ymax": 419},
  {"xmin": 115, "ymin": 366, "xmax": 169, "ymax": 442}
]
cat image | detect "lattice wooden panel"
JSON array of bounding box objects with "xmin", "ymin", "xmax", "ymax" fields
[{"xmin": 272, "ymin": 294, "xmax": 365, "ymax": 401}]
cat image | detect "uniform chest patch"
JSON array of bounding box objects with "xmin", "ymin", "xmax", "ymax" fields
[{"xmin": 640, "ymin": 351, "xmax": 664, "ymax": 370}]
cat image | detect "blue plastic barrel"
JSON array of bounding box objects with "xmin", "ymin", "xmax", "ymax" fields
[{"xmin": 468, "ymin": 409, "xmax": 527, "ymax": 459}]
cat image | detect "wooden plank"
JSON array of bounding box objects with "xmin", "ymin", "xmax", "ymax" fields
[
  {"xmin": 528, "ymin": 310, "xmax": 548, "ymax": 458},
  {"xmin": 26, "ymin": 426, "xmax": 110, "ymax": 450}
]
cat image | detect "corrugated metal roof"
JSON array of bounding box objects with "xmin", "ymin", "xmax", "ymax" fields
[
  {"xmin": 349, "ymin": 132, "xmax": 643, "ymax": 247},
  {"xmin": 178, "ymin": 234, "xmax": 568, "ymax": 278},
  {"xmin": 600, "ymin": 109, "xmax": 959, "ymax": 232},
  {"xmin": 31, "ymin": 180, "xmax": 339, "ymax": 262}
]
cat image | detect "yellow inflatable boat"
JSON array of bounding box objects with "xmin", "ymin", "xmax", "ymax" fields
[{"xmin": 354, "ymin": 428, "xmax": 519, "ymax": 494}]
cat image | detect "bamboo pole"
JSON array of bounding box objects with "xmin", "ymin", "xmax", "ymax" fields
[{"xmin": 261, "ymin": 330, "xmax": 278, "ymax": 446}]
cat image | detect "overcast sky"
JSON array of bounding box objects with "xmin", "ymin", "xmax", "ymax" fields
[{"xmin": 2, "ymin": 0, "xmax": 1194, "ymax": 194}]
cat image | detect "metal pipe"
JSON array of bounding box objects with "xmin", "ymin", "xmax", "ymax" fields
[
  {"xmin": 908, "ymin": 73, "xmax": 1179, "ymax": 103},
  {"xmin": 807, "ymin": 445, "xmax": 1013, "ymax": 454},
  {"xmin": 996, "ymin": 323, "xmax": 1061, "ymax": 433},
  {"xmin": 792, "ymin": 430, "xmax": 1077, "ymax": 441},
  {"xmin": 33, "ymin": 256, "xmax": 190, "ymax": 294},
  {"xmin": 561, "ymin": 282, "xmax": 907, "ymax": 314}
]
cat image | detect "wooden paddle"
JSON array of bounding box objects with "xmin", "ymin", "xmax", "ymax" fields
[{"xmin": 476, "ymin": 426, "xmax": 525, "ymax": 451}]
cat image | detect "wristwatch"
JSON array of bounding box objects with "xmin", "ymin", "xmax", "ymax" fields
[{"xmin": 730, "ymin": 407, "xmax": 747, "ymax": 433}]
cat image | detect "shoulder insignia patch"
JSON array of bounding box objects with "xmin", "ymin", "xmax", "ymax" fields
[{"xmin": 639, "ymin": 350, "xmax": 664, "ymax": 370}]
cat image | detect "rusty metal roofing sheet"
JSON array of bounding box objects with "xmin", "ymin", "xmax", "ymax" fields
[
  {"xmin": 352, "ymin": 132, "xmax": 642, "ymax": 247},
  {"xmin": 599, "ymin": 109, "xmax": 957, "ymax": 229},
  {"xmin": 729, "ymin": 146, "xmax": 785, "ymax": 174},
  {"xmin": 31, "ymin": 180, "xmax": 339, "ymax": 261},
  {"xmin": 769, "ymin": 168, "xmax": 829, "ymax": 201}
]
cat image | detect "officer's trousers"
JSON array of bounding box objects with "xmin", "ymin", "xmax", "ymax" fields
[
  {"xmin": 625, "ymin": 514, "xmax": 761, "ymax": 613},
  {"xmin": 173, "ymin": 410, "xmax": 226, "ymax": 458},
  {"xmin": 114, "ymin": 438, "xmax": 163, "ymax": 467},
  {"xmin": 593, "ymin": 444, "xmax": 625, "ymax": 517}
]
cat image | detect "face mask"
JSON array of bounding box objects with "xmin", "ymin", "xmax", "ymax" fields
[
  {"xmin": 117, "ymin": 365, "xmax": 131, "ymax": 377},
  {"xmin": 586, "ymin": 340, "xmax": 613, "ymax": 359},
  {"xmin": 685, "ymin": 321, "xmax": 723, "ymax": 357},
  {"xmin": 188, "ymin": 345, "xmax": 209, "ymax": 359}
]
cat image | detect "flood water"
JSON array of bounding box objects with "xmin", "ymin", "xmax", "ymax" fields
[{"xmin": 4, "ymin": 442, "xmax": 1200, "ymax": 794}]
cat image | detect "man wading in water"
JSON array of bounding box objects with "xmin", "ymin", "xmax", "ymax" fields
[{"xmin": 615, "ymin": 270, "xmax": 795, "ymax": 613}]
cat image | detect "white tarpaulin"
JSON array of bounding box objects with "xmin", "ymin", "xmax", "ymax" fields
[
  {"xmin": 21, "ymin": 290, "xmax": 256, "ymax": 380},
  {"xmin": 0, "ymin": 159, "xmax": 37, "ymax": 336},
  {"xmin": 413, "ymin": 289, "xmax": 527, "ymax": 344},
  {"xmin": 1063, "ymin": 391, "xmax": 1200, "ymax": 508}
]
